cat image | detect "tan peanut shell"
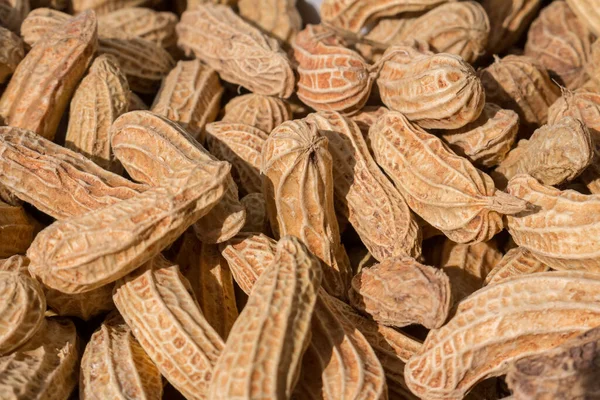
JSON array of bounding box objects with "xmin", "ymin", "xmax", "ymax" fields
[
  {"xmin": 240, "ymin": 193, "xmax": 269, "ymax": 234},
  {"xmin": 440, "ymin": 103, "xmax": 519, "ymax": 168},
  {"xmin": 151, "ymin": 59, "xmax": 223, "ymax": 142},
  {"xmin": 221, "ymin": 93, "xmax": 292, "ymax": 133},
  {"xmin": 293, "ymin": 24, "xmax": 377, "ymax": 115},
  {"xmin": 369, "ymin": 112, "xmax": 527, "ymax": 244},
  {"xmin": 566, "ymin": 0, "xmax": 600, "ymax": 36},
  {"xmin": 479, "ymin": 55, "xmax": 560, "ymax": 128},
  {"xmin": 0, "ymin": 0, "xmax": 29, "ymax": 33},
  {"xmin": 208, "ymin": 236, "xmax": 322, "ymax": 399},
  {"xmin": 238, "ymin": 0, "xmax": 302, "ymax": 43},
  {"xmin": 0, "ymin": 27, "xmax": 23, "ymax": 84},
  {"xmin": 525, "ymin": 1, "xmax": 593, "ymax": 89},
  {"xmin": 351, "ymin": 106, "xmax": 389, "ymax": 136},
  {"xmin": 482, "ymin": 0, "xmax": 542, "ymax": 55},
  {"xmin": 205, "ymin": 122, "xmax": 268, "ymax": 195},
  {"xmin": 177, "ymin": 5, "xmax": 295, "ymax": 98},
  {"xmin": 0, "ymin": 127, "xmax": 146, "ymax": 220},
  {"xmin": 305, "ymin": 111, "xmax": 422, "ymax": 260},
  {"xmin": 80, "ymin": 312, "xmax": 163, "ymax": 400},
  {"xmin": 113, "ymin": 257, "xmax": 225, "ymax": 400},
  {"xmin": 262, "ymin": 119, "xmax": 351, "ymax": 298},
  {"xmin": 0, "ymin": 271, "xmax": 45, "ymax": 356},
  {"xmin": 65, "ymin": 54, "xmax": 129, "ymax": 174},
  {"xmin": 71, "ymin": 0, "xmax": 161, "ymax": 15},
  {"xmin": 0, "ymin": 255, "xmax": 29, "ymax": 273},
  {"xmin": 349, "ymin": 256, "xmax": 451, "ymax": 329},
  {"xmin": 484, "ymin": 247, "xmax": 548, "ymax": 286},
  {"xmin": 0, "ymin": 318, "xmax": 79, "ymax": 400},
  {"xmin": 507, "ymin": 174, "xmax": 600, "ymax": 273},
  {"xmin": 0, "ymin": 201, "xmax": 35, "ymax": 258},
  {"xmin": 405, "ymin": 271, "xmax": 600, "ymax": 400},
  {"xmin": 110, "ymin": 110, "xmax": 246, "ymax": 244},
  {"xmin": 45, "ymin": 284, "xmax": 114, "ymax": 321},
  {"xmin": 27, "ymin": 163, "xmax": 230, "ymax": 293},
  {"xmin": 377, "ymin": 47, "xmax": 485, "ymax": 129},
  {"xmin": 0, "ymin": 11, "xmax": 97, "ymax": 141},
  {"xmin": 493, "ymin": 116, "xmax": 593, "ymax": 188},
  {"xmin": 20, "ymin": 7, "xmax": 70, "ymax": 46}
]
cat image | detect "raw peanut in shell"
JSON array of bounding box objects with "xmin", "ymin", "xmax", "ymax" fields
[
  {"xmin": 0, "ymin": 201, "xmax": 35, "ymax": 258},
  {"xmin": 20, "ymin": 7, "xmax": 70, "ymax": 46},
  {"xmin": 0, "ymin": 27, "xmax": 23, "ymax": 85},
  {"xmin": 405, "ymin": 271, "xmax": 600, "ymax": 400},
  {"xmin": 0, "ymin": 10, "xmax": 97, "ymax": 141},
  {"xmin": 349, "ymin": 256, "xmax": 451, "ymax": 329},
  {"xmin": 376, "ymin": 46, "xmax": 485, "ymax": 129},
  {"xmin": 566, "ymin": 0, "xmax": 600, "ymax": 36},
  {"xmin": 369, "ymin": 112, "xmax": 528, "ymax": 244},
  {"xmin": 221, "ymin": 93, "xmax": 292, "ymax": 134},
  {"xmin": 80, "ymin": 312, "xmax": 163, "ymax": 400},
  {"xmin": 484, "ymin": 247, "xmax": 548, "ymax": 286},
  {"xmin": 351, "ymin": 106, "xmax": 389, "ymax": 136},
  {"xmin": 176, "ymin": 4, "xmax": 295, "ymax": 98},
  {"xmin": 72, "ymin": 0, "xmax": 162, "ymax": 15},
  {"xmin": 238, "ymin": 0, "xmax": 302, "ymax": 43}
]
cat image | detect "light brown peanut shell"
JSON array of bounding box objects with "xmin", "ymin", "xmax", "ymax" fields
[
  {"xmin": 20, "ymin": 8, "xmax": 70, "ymax": 46},
  {"xmin": 45, "ymin": 284, "xmax": 114, "ymax": 321},
  {"xmin": 238, "ymin": 0, "xmax": 302, "ymax": 43},
  {"xmin": 484, "ymin": 247, "xmax": 549, "ymax": 286},
  {"xmin": 0, "ymin": 27, "xmax": 23, "ymax": 85},
  {"xmin": 221, "ymin": 93, "xmax": 292, "ymax": 134},
  {"xmin": 566, "ymin": 0, "xmax": 600, "ymax": 36},
  {"xmin": 0, "ymin": 201, "xmax": 35, "ymax": 258},
  {"xmin": 72, "ymin": 0, "xmax": 162, "ymax": 15},
  {"xmin": 482, "ymin": 0, "xmax": 542, "ymax": 55},
  {"xmin": 0, "ymin": 255, "xmax": 29, "ymax": 273}
]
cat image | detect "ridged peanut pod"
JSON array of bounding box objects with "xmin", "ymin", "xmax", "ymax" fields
[
  {"xmin": 484, "ymin": 247, "xmax": 549, "ymax": 286},
  {"xmin": 305, "ymin": 111, "xmax": 422, "ymax": 260},
  {"xmin": 45, "ymin": 284, "xmax": 115, "ymax": 321},
  {"xmin": 320, "ymin": 0, "xmax": 450, "ymax": 33},
  {"xmin": 27, "ymin": 163, "xmax": 230, "ymax": 293},
  {"xmin": 176, "ymin": 5, "xmax": 295, "ymax": 98},
  {"xmin": 221, "ymin": 94, "xmax": 292, "ymax": 134},
  {"xmin": 293, "ymin": 24, "xmax": 377, "ymax": 115},
  {"xmin": 80, "ymin": 312, "xmax": 163, "ymax": 400},
  {"xmin": 405, "ymin": 271, "xmax": 600, "ymax": 400},
  {"xmin": 376, "ymin": 47, "xmax": 485, "ymax": 129},
  {"xmin": 151, "ymin": 59, "xmax": 223, "ymax": 142},
  {"xmin": 566, "ymin": 0, "xmax": 600, "ymax": 36},
  {"xmin": 0, "ymin": 27, "xmax": 23, "ymax": 85},
  {"xmin": 0, "ymin": 127, "xmax": 146, "ymax": 220},
  {"xmin": 110, "ymin": 111, "xmax": 246, "ymax": 244},
  {"xmin": 479, "ymin": 55, "xmax": 560, "ymax": 128},
  {"xmin": 349, "ymin": 256, "xmax": 451, "ymax": 329},
  {"xmin": 20, "ymin": 8, "xmax": 70, "ymax": 46},
  {"xmin": 208, "ymin": 236, "xmax": 322, "ymax": 399},
  {"xmin": 0, "ymin": 0, "xmax": 29, "ymax": 33},
  {"xmin": 238, "ymin": 0, "xmax": 302, "ymax": 43},
  {"xmin": 0, "ymin": 318, "xmax": 79, "ymax": 400},
  {"xmin": 507, "ymin": 174, "xmax": 600, "ymax": 272},
  {"xmin": 439, "ymin": 103, "xmax": 519, "ymax": 169},
  {"xmin": 0, "ymin": 255, "xmax": 29, "ymax": 273},
  {"xmin": 72, "ymin": 0, "xmax": 162, "ymax": 15},
  {"xmin": 493, "ymin": 116, "xmax": 593, "ymax": 188},
  {"xmin": 0, "ymin": 201, "xmax": 35, "ymax": 258},
  {"xmin": 369, "ymin": 112, "xmax": 528, "ymax": 244},
  {"xmin": 351, "ymin": 106, "xmax": 389, "ymax": 136},
  {"xmin": 113, "ymin": 257, "xmax": 225, "ymax": 400},
  {"xmin": 0, "ymin": 11, "xmax": 97, "ymax": 141},
  {"xmin": 262, "ymin": 119, "xmax": 352, "ymax": 299},
  {"xmin": 0, "ymin": 271, "xmax": 45, "ymax": 356},
  {"xmin": 65, "ymin": 54, "xmax": 129, "ymax": 174},
  {"xmin": 205, "ymin": 122, "xmax": 268, "ymax": 196},
  {"xmin": 482, "ymin": 0, "xmax": 541, "ymax": 56},
  {"xmin": 240, "ymin": 193, "xmax": 269, "ymax": 234}
]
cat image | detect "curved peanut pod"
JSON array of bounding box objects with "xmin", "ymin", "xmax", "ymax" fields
[
  {"xmin": 0, "ymin": 255, "xmax": 29, "ymax": 273},
  {"xmin": 240, "ymin": 193, "xmax": 269, "ymax": 234},
  {"xmin": 507, "ymin": 174, "xmax": 600, "ymax": 272},
  {"xmin": 293, "ymin": 24, "xmax": 377, "ymax": 115},
  {"xmin": 0, "ymin": 318, "xmax": 79, "ymax": 400},
  {"xmin": 306, "ymin": 111, "xmax": 422, "ymax": 261},
  {"xmin": 482, "ymin": 0, "xmax": 541, "ymax": 55},
  {"xmin": 238, "ymin": 0, "xmax": 302, "ymax": 43},
  {"xmin": 45, "ymin": 284, "xmax": 114, "ymax": 321},
  {"xmin": 0, "ymin": 11, "xmax": 97, "ymax": 141},
  {"xmin": 80, "ymin": 312, "xmax": 163, "ymax": 400},
  {"xmin": 110, "ymin": 110, "xmax": 246, "ymax": 244},
  {"xmin": 28, "ymin": 163, "xmax": 230, "ymax": 293},
  {"xmin": 208, "ymin": 236, "xmax": 322, "ymax": 399},
  {"xmin": 405, "ymin": 271, "xmax": 600, "ymax": 400},
  {"xmin": 0, "ymin": 271, "xmax": 45, "ymax": 356},
  {"xmin": 0, "ymin": 127, "xmax": 146, "ymax": 220},
  {"xmin": 222, "ymin": 93, "xmax": 292, "ymax": 134},
  {"xmin": 20, "ymin": 8, "xmax": 71, "ymax": 46},
  {"xmin": 566, "ymin": 0, "xmax": 600, "ymax": 36},
  {"xmin": 113, "ymin": 258, "xmax": 225, "ymax": 400},
  {"xmin": 376, "ymin": 47, "xmax": 485, "ymax": 129},
  {"xmin": 0, "ymin": 27, "xmax": 24, "ymax": 85},
  {"xmin": 72, "ymin": 0, "xmax": 162, "ymax": 15},
  {"xmin": 351, "ymin": 106, "xmax": 390, "ymax": 136},
  {"xmin": 484, "ymin": 248, "xmax": 548, "ymax": 287},
  {"xmin": 0, "ymin": 201, "xmax": 35, "ymax": 258},
  {"xmin": 262, "ymin": 119, "xmax": 352, "ymax": 298},
  {"xmin": 369, "ymin": 111, "xmax": 528, "ymax": 244},
  {"xmin": 176, "ymin": 5, "xmax": 295, "ymax": 98}
]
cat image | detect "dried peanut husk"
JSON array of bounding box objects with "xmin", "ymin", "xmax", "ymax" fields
[
  {"xmin": 44, "ymin": 284, "xmax": 114, "ymax": 321},
  {"xmin": 484, "ymin": 247, "xmax": 549, "ymax": 286},
  {"xmin": 0, "ymin": 27, "xmax": 23, "ymax": 85},
  {"xmin": 221, "ymin": 93, "xmax": 292, "ymax": 134},
  {"xmin": 72, "ymin": 0, "xmax": 161, "ymax": 15},
  {"xmin": 566, "ymin": 0, "xmax": 600, "ymax": 36},
  {"xmin": 238, "ymin": 0, "xmax": 302, "ymax": 43}
]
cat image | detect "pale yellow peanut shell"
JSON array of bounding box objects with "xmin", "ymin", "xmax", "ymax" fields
[
  {"xmin": 566, "ymin": 0, "xmax": 600, "ymax": 36},
  {"xmin": 484, "ymin": 247, "xmax": 549, "ymax": 286},
  {"xmin": 238, "ymin": 0, "xmax": 302, "ymax": 43},
  {"xmin": 221, "ymin": 93, "xmax": 292, "ymax": 134},
  {"xmin": 45, "ymin": 284, "xmax": 115, "ymax": 321}
]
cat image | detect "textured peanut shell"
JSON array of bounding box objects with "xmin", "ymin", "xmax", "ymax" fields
[
  {"xmin": 484, "ymin": 247, "xmax": 548, "ymax": 286},
  {"xmin": 240, "ymin": 193, "xmax": 269, "ymax": 234},
  {"xmin": 507, "ymin": 174, "xmax": 600, "ymax": 273},
  {"xmin": 0, "ymin": 271, "xmax": 45, "ymax": 356},
  {"xmin": 0, "ymin": 27, "xmax": 23, "ymax": 84},
  {"xmin": 566, "ymin": 0, "xmax": 600, "ymax": 36},
  {"xmin": 45, "ymin": 284, "xmax": 114, "ymax": 321},
  {"xmin": 369, "ymin": 112, "xmax": 527, "ymax": 244},
  {"xmin": 222, "ymin": 93, "xmax": 292, "ymax": 134},
  {"xmin": 0, "ymin": 11, "xmax": 97, "ymax": 141},
  {"xmin": 376, "ymin": 47, "xmax": 485, "ymax": 129},
  {"xmin": 482, "ymin": 0, "xmax": 541, "ymax": 55},
  {"xmin": 65, "ymin": 54, "xmax": 129, "ymax": 174},
  {"xmin": 262, "ymin": 119, "xmax": 351, "ymax": 298},
  {"xmin": 151, "ymin": 59, "xmax": 223, "ymax": 142},
  {"xmin": 405, "ymin": 271, "xmax": 600, "ymax": 400},
  {"xmin": 351, "ymin": 106, "xmax": 389, "ymax": 136},
  {"xmin": 0, "ymin": 201, "xmax": 35, "ymax": 258},
  {"xmin": 305, "ymin": 111, "xmax": 421, "ymax": 260},
  {"xmin": 72, "ymin": 0, "xmax": 161, "ymax": 15},
  {"xmin": 440, "ymin": 103, "xmax": 519, "ymax": 169},
  {"xmin": 176, "ymin": 5, "xmax": 295, "ymax": 98},
  {"xmin": 80, "ymin": 312, "xmax": 163, "ymax": 400},
  {"xmin": 20, "ymin": 8, "xmax": 70, "ymax": 46},
  {"xmin": 0, "ymin": 255, "xmax": 29, "ymax": 273},
  {"xmin": 208, "ymin": 236, "xmax": 322, "ymax": 399},
  {"xmin": 0, "ymin": 318, "xmax": 79, "ymax": 400},
  {"xmin": 113, "ymin": 258, "xmax": 225, "ymax": 400},
  {"xmin": 238, "ymin": 0, "xmax": 302, "ymax": 43}
]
